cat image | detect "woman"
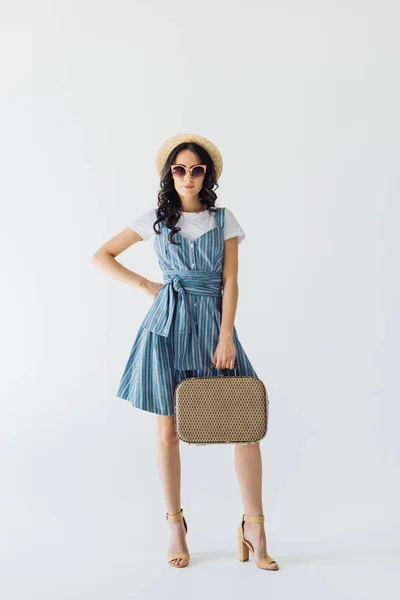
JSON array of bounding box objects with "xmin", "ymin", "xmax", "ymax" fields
[{"xmin": 92, "ymin": 133, "xmax": 279, "ymax": 571}]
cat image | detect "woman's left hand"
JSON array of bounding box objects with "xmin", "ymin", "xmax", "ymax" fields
[{"xmin": 213, "ymin": 334, "xmax": 236, "ymax": 370}]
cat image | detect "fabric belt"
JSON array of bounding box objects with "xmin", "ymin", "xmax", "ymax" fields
[{"xmin": 141, "ymin": 269, "xmax": 223, "ymax": 370}]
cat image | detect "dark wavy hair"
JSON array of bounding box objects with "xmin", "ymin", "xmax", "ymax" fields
[{"xmin": 152, "ymin": 142, "xmax": 220, "ymax": 245}]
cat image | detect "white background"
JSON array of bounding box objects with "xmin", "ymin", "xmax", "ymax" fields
[{"xmin": 1, "ymin": 1, "xmax": 399, "ymax": 598}]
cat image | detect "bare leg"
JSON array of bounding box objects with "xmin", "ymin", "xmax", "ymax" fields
[
  {"xmin": 155, "ymin": 415, "xmax": 189, "ymax": 567},
  {"xmin": 234, "ymin": 442, "xmax": 277, "ymax": 567}
]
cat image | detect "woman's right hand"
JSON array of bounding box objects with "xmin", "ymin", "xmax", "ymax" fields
[{"xmin": 144, "ymin": 280, "xmax": 164, "ymax": 300}]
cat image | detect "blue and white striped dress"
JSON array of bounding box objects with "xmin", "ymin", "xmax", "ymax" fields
[{"xmin": 116, "ymin": 206, "xmax": 258, "ymax": 415}]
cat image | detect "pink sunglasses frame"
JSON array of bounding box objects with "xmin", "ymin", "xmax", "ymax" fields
[{"xmin": 171, "ymin": 164, "xmax": 207, "ymax": 178}]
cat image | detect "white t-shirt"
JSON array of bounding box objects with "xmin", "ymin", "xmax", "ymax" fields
[{"xmin": 128, "ymin": 207, "xmax": 246, "ymax": 244}]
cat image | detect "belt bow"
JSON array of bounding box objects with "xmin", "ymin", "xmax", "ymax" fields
[{"xmin": 141, "ymin": 269, "xmax": 222, "ymax": 370}]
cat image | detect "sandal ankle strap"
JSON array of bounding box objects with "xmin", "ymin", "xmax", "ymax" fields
[
  {"xmin": 243, "ymin": 513, "xmax": 264, "ymax": 523},
  {"xmin": 166, "ymin": 508, "xmax": 184, "ymax": 522}
]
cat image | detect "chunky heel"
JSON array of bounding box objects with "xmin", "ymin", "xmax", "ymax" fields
[{"xmin": 238, "ymin": 525, "xmax": 250, "ymax": 561}]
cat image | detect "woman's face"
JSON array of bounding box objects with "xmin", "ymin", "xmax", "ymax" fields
[{"xmin": 171, "ymin": 149, "xmax": 206, "ymax": 199}]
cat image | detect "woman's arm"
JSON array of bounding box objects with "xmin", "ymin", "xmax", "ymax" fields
[
  {"xmin": 213, "ymin": 236, "xmax": 240, "ymax": 369},
  {"xmin": 92, "ymin": 227, "xmax": 162, "ymax": 299}
]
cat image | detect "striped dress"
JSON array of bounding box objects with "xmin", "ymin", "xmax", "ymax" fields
[{"xmin": 116, "ymin": 206, "xmax": 258, "ymax": 416}]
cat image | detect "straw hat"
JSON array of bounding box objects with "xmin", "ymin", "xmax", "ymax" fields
[{"xmin": 155, "ymin": 133, "xmax": 223, "ymax": 180}]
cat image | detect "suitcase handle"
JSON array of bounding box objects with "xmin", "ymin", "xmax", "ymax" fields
[{"xmin": 207, "ymin": 362, "xmax": 238, "ymax": 376}]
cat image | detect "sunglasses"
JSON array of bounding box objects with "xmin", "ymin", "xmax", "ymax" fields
[{"xmin": 171, "ymin": 164, "xmax": 207, "ymax": 178}]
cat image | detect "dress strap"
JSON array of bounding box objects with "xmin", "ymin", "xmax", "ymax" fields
[{"xmin": 216, "ymin": 206, "xmax": 225, "ymax": 229}]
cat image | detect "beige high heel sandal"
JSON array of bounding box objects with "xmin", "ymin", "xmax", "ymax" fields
[
  {"xmin": 238, "ymin": 514, "xmax": 279, "ymax": 570},
  {"xmin": 166, "ymin": 508, "xmax": 190, "ymax": 568}
]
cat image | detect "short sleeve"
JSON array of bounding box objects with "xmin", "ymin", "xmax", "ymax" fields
[
  {"xmin": 224, "ymin": 207, "xmax": 246, "ymax": 244},
  {"xmin": 128, "ymin": 208, "xmax": 157, "ymax": 241}
]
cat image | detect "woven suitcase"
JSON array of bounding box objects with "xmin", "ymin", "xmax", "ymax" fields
[{"xmin": 174, "ymin": 363, "xmax": 269, "ymax": 446}]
